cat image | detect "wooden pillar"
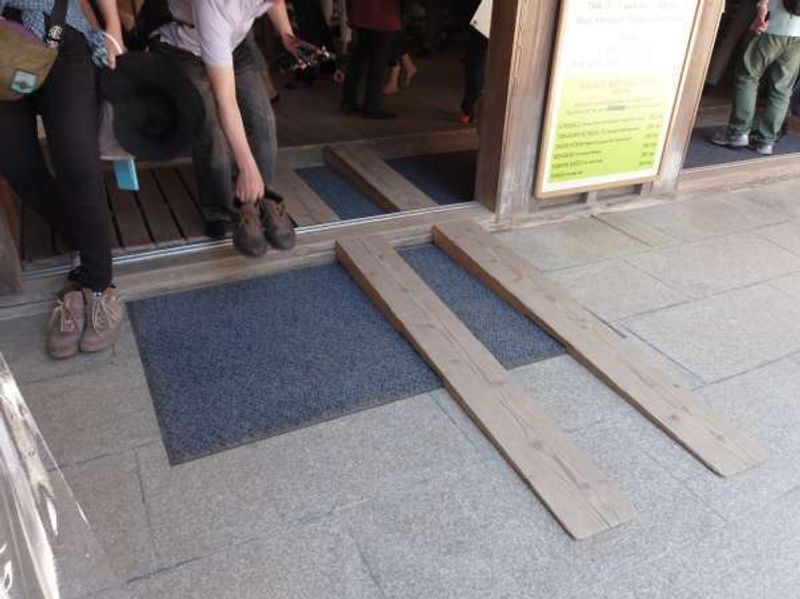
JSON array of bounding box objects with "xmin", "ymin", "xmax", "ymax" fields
[
  {"xmin": 0, "ymin": 179, "xmax": 22, "ymax": 295},
  {"xmin": 647, "ymin": 0, "xmax": 725, "ymax": 195},
  {"xmin": 474, "ymin": 0, "xmax": 559, "ymax": 222}
]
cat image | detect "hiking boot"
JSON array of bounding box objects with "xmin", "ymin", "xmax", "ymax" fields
[
  {"xmin": 232, "ymin": 201, "xmax": 268, "ymax": 257},
  {"xmin": 710, "ymin": 130, "xmax": 749, "ymax": 148},
  {"xmin": 80, "ymin": 287, "xmax": 124, "ymax": 353},
  {"xmin": 260, "ymin": 192, "xmax": 296, "ymax": 250},
  {"xmin": 46, "ymin": 289, "xmax": 85, "ymax": 359},
  {"xmin": 755, "ymin": 142, "xmax": 774, "ymax": 156}
]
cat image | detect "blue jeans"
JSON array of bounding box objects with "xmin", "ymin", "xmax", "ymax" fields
[{"xmin": 152, "ymin": 38, "xmax": 277, "ymax": 223}]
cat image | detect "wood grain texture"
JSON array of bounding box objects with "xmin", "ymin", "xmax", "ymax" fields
[
  {"xmin": 648, "ymin": 0, "xmax": 725, "ymax": 194},
  {"xmin": 272, "ymin": 163, "xmax": 340, "ymax": 227},
  {"xmin": 21, "ymin": 205, "xmax": 52, "ymax": 262},
  {"xmin": 475, "ymin": 0, "xmax": 559, "ymax": 216},
  {"xmin": 336, "ymin": 234, "xmax": 636, "ymax": 539},
  {"xmin": 433, "ymin": 220, "xmax": 768, "ymax": 477},
  {"xmin": 152, "ymin": 169, "xmax": 206, "ymax": 242},
  {"xmin": 136, "ymin": 171, "xmax": 184, "ymax": 248},
  {"xmin": 324, "ymin": 145, "xmax": 438, "ymax": 212},
  {"xmin": 105, "ymin": 173, "xmax": 154, "ymax": 252},
  {"xmin": 0, "ymin": 195, "xmax": 22, "ymax": 294}
]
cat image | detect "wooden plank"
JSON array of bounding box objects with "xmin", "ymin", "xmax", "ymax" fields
[
  {"xmin": 433, "ymin": 220, "xmax": 768, "ymax": 477},
  {"xmin": 135, "ymin": 171, "xmax": 184, "ymax": 248},
  {"xmin": 176, "ymin": 165, "xmax": 203, "ymax": 212},
  {"xmin": 272, "ymin": 163, "xmax": 340, "ymax": 227},
  {"xmin": 0, "ymin": 195, "xmax": 22, "ymax": 294},
  {"xmin": 152, "ymin": 168, "xmax": 206, "ymax": 242},
  {"xmin": 104, "ymin": 172, "xmax": 154, "ymax": 252},
  {"xmin": 324, "ymin": 145, "xmax": 438, "ymax": 212},
  {"xmin": 0, "ymin": 178, "xmax": 20, "ymax": 244},
  {"xmin": 336, "ymin": 235, "xmax": 636, "ymax": 539},
  {"xmin": 21, "ymin": 205, "xmax": 53, "ymax": 263}
]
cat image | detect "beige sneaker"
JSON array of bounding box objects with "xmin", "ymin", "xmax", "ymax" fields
[
  {"xmin": 46, "ymin": 289, "xmax": 86, "ymax": 359},
  {"xmin": 80, "ymin": 287, "xmax": 124, "ymax": 353}
]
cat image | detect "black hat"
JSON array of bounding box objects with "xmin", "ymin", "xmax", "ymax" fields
[{"xmin": 100, "ymin": 52, "xmax": 205, "ymax": 161}]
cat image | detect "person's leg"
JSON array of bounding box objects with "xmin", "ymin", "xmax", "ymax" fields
[
  {"xmin": 234, "ymin": 39, "xmax": 278, "ymax": 186},
  {"xmin": 461, "ymin": 29, "xmax": 487, "ymax": 119},
  {"xmin": 0, "ymin": 90, "xmax": 73, "ymax": 243},
  {"xmin": 233, "ymin": 40, "xmax": 295, "ymax": 250},
  {"xmin": 384, "ymin": 33, "xmax": 402, "ymax": 94},
  {"xmin": 35, "ymin": 27, "xmax": 121, "ymax": 356},
  {"xmin": 756, "ymin": 37, "xmax": 800, "ymax": 145},
  {"xmin": 151, "ymin": 42, "xmax": 234, "ymax": 231},
  {"xmin": 363, "ymin": 30, "xmax": 396, "ymax": 116},
  {"xmin": 343, "ymin": 28, "xmax": 369, "ymax": 110},
  {"xmin": 36, "ymin": 28, "xmax": 111, "ymax": 293},
  {"xmin": 728, "ymin": 34, "xmax": 783, "ymax": 137}
]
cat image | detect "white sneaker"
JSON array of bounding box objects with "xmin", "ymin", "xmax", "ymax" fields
[
  {"xmin": 710, "ymin": 130, "xmax": 749, "ymax": 148},
  {"xmin": 755, "ymin": 142, "xmax": 774, "ymax": 156}
]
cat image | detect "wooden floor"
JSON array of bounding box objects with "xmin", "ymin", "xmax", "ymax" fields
[
  {"xmin": 15, "ymin": 165, "xmax": 206, "ymax": 267},
  {"xmin": 272, "ymin": 51, "xmax": 466, "ymax": 147}
]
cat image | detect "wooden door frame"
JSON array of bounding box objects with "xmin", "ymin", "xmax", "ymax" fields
[{"xmin": 475, "ymin": 0, "xmax": 726, "ymax": 221}]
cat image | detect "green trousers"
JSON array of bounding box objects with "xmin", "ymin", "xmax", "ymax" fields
[{"xmin": 729, "ymin": 33, "xmax": 800, "ymax": 143}]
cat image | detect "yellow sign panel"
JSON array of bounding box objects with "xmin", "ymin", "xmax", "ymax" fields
[{"xmin": 537, "ymin": 0, "xmax": 701, "ymax": 197}]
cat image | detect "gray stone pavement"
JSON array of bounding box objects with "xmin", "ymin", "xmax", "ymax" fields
[{"xmin": 3, "ymin": 181, "xmax": 800, "ymax": 598}]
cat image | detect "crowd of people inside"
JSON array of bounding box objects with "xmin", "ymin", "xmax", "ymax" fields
[{"xmin": 0, "ymin": 0, "xmax": 489, "ymax": 359}]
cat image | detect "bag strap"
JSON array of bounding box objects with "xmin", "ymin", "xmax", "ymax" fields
[{"xmin": 44, "ymin": 0, "xmax": 70, "ymax": 48}]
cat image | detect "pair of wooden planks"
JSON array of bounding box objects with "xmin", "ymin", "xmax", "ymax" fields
[
  {"xmin": 271, "ymin": 143, "xmax": 441, "ymax": 226},
  {"xmin": 336, "ymin": 220, "xmax": 767, "ymax": 539}
]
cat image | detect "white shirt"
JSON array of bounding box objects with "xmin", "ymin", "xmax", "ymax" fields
[{"xmin": 156, "ymin": 0, "xmax": 275, "ymax": 67}]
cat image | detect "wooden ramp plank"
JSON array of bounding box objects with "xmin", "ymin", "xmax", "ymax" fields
[
  {"xmin": 336, "ymin": 235, "xmax": 636, "ymax": 539},
  {"xmin": 324, "ymin": 145, "xmax": 438, "ymax": 212},
  {"xmin": 272, "ymin": 163, "xmax": 340, "ymax": 227},
  {"xmin": 104, "ymin": 173, "xmax": 154, "ymax": 252},
  {"xmin": 432, "ymin": 220, "xmax": 768, "ymax": 478},
  {"xmin": 136, "ymin": 171, "xmax": 184, "ymax": 248},
  {"xmin": 152, "ymin": 168, "xmax": 206, "ymax": 242}
]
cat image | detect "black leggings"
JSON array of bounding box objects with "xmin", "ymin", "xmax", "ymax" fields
[
  {"xmin": 0, "ymin": 26, "xmax": 112, "ymax": 291},
  {"xmin": 343, "ymin": 28, "xmax": 396, "ymax": 112}
]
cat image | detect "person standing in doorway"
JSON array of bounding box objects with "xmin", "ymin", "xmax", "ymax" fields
[
  {"xmin": 341, "ymin": 0, "xmax": 401, "ymax": 118},
  {"xmin": 459, "ymin": 0, "xmax": 488, "ymax": 124},
  {"xmin": 150, "ymin": 0, "xmax": 300, "ymax": 256},
  {"xmin": 0, "ymin": 0, "xmax": 125, "ymax": 359},
  {"xmin": 711, "ymin": 0, "xmax": 800, "ymax": 155}
]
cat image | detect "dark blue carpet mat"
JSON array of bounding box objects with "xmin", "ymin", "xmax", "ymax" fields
[
  {"xmin": 684, "ymin": 126, "xmax": 800, "ymax": 168},
  {"xmin": 129, "ymin": 246, "xmax": 564, "ymax": 464},
  {"xmin": 296, "ymin": 166, "xmax": 386, "ymax": 220},
  {"xmin": 388, "ymin": 151, "xmax": 477, "ymax": 205}
]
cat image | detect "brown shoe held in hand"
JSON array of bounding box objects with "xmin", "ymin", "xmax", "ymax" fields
[
  {"xmin": 261, "ymin": 190, "xmax": 296, "ymax": 250},
  {"xmin": 232, "ymin": 200, "xmax": 268, "ymax": 257}
]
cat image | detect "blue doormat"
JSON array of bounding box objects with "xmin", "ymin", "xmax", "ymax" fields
[
  {"xmin": 684, "ymin": 126, "xmax": 800, "ymax": 168},
  {"xmin": 295, "ymin": 151, "xmax": 477, "ymax": 221},
  {"xmin": 129, "ymin": 245, "xmax": 564, "ymax": 464}
]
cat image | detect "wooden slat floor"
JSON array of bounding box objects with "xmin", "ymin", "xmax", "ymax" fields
[{"xmin": 16, "ymin": 166, "xmax": 206, "ymax": 269}]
